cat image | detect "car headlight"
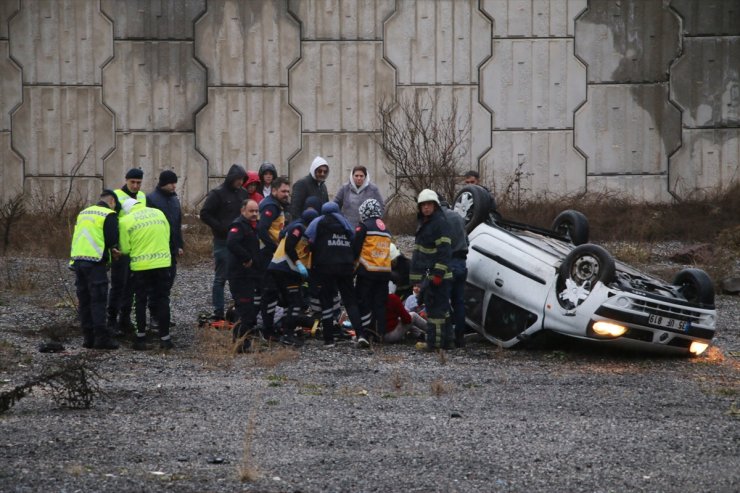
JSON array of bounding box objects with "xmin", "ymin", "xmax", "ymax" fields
[
  {"xmin": 592, "ymin": 321, "xmax": 627, "ymax": 337},
  {"xmin": 689, "ymin": 341, "xmax": 709, "ymax": 356}
]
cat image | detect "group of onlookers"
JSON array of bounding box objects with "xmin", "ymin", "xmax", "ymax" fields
[{"xmin": 71, "ymin": 157, "xmax": 485, "ymax": 352}]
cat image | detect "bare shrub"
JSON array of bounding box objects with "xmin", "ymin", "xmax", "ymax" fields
[
  {"xmin": 378, "ymin": 92, "xmax": 471, "ymax": 204},
  {"xmin": 0, "ymin": 355, "xmax": 105, "ymax": 413},
  {"xmin": 0, "ymin": 192, "xmax": 26, "ymax": 254},
  {"xmin": 180, "ymin": 209, "xmax": 214, "ymax": 266},
  {"xmin": 193, "ymin": 326, "xmax": 234, "ymax": 369}
]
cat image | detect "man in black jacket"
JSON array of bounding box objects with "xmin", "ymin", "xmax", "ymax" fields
[
  {"xmin": 289, "ymin": 156, "xmax": 330, "ymax": 220},
  {"xmin": 226, "ymin": 199, "xmax": 261, "ymax": 353},
  {"xmin": 146, "ymin": 170, "xmax": 183, "ymax": 329},
  {"xmin": 200, "ymin": 164, "xmax": 248, "ymax": 320}
]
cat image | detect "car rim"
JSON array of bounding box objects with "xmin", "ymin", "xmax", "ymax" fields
[
  {"xmin": 454, "ymin": 192, "xmax": 474, "ymax": 221},
  {"xmin": 570, "ymin": 254, "xmax": 600, "ymax": 285}
]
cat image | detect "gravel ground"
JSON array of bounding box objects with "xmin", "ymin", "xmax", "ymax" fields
[{"xmin": 0, "ymin": 245, "xmax": 738, "ymax": 493}]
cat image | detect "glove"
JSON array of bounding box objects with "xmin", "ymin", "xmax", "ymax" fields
[
  {"xmin": 431, "ymin": 274, "xmax": 443, "ymax": 286},
  {"xmin": 296, "ymin": 261, "xmax": 309, "ymax": 279}
]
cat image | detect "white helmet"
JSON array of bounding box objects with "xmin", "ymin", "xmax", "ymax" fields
[{"xmin": 417, "ymin": 189, "xmax": 440, "ymax": 206}]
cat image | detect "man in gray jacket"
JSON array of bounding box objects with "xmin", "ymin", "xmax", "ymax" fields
[{"xmin": 289, "ymin": 156, "xmax": 330, "ymax": 220}]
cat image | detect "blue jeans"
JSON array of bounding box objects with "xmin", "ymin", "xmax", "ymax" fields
[
  {"xmin": 212, "ymin": 239, "xmax": 229, "ymax": 316},
  {"xmin": 449, "ymin": 257, "xmax": 468, "ymax": 345}
]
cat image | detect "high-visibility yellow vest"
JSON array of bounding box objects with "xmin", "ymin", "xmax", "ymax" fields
[
  {"xmin": 114, "ymin": 189, "xmax": 146, "ymax": 216},
  {"xmin": 272, "ymin": 232, "xmax": 312, "ymax": 270},
  {"xmin": 359, "ymin": 230, "xmax": 392, "ymax": 272},
  {"xmin": 70, "ymin": 205, "xmax": 115, "ymax": 263},
  {"xmin": 119, "ymin": 205, "xmax": 171, "ymax": 271}
]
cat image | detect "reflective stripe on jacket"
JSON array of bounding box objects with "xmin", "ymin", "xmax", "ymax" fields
[
  {"xmin": 410, "ymin": 207, "xmax": 452, "ymax": 281},
  {"xmin": 119, "ymin": 206, "xmax": 171, "ymax": 271},
  {"xmin": 355, "ymin": 218, "xmax": 392, "ymax": 277},
  {"xmin": 70, "ymin": 205, "xmax": 115, "ymax": 263}
]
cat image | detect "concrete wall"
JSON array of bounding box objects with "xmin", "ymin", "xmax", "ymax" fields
[{"xmin": 0, "ymin": 0, "xmax": 738, "ymax": 208}]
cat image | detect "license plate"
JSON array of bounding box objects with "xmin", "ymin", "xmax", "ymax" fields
[{"xmin": 648, "ymin": 314, "xmax": 686, "ymax": 331}]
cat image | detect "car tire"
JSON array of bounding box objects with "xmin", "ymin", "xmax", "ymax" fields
[
  {"xmin": 551, "ymin": 210, "xmax": 589, "ymax": 246},
  {"xmin": 559, "ymin": 244, "xmax": 616, "ymax": 287},
  {"xmin": 672, "ymin": 268, "xmax": 715, "ymax": 307},
  {"xmin": 453, "ymin": 185, "xmax": 493, "ymax": 234}
]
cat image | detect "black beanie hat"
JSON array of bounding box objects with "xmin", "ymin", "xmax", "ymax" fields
[
  {"xmin": 125, "ymin": 168, "xmax": 144, "ymax": 180},
  {"xmin": 158, "ymin": 170, "xmax": 178, "ymax": 187}
]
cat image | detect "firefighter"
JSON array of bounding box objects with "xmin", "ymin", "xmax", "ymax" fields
[
  {"xmin": 353, "ymin": 198, "xmax": 392, "ymax": 343},
  {"xmin": 410, "ymin": 189, "xmax": 453, "ymax": 351},
  {"xmin": 70, "ymin": 190, "xmax": 121, "ymax": 350},
  {"xmin": 118, "ymin": 199, "xmax": 172, "ymax": 350}
]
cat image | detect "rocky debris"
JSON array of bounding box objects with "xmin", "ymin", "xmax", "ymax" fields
[
  {"xmin": 720, "ymin": 276, "xmax": 740, "ymax": 294},
  {"xmin": 669, "ymin": 243, "xmax": 714, "ymax": 263}
]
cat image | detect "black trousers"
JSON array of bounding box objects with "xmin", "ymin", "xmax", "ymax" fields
[
  {"xmin": 269, "ymin": 270, "xmax": 304, "ymax": 336},
  {"xmin": 356, "ymin": 275, "xmax": 388, "ymax": 338},
  {"xmin": 74, "ymin": 261, "xmax": 109, "ymax": 343},
  {"xmin": 313, "ymin": 270, "xmax": 363, "ymax": 342},
  {"xmin": 229, "ymin": 276, "xmax": 258, "ymax": 338},
  {"xmin": 132, "ymin": 268, "xmax": 171, "ymax": 341},
  {"xmin": 107, "ymin": 255, "xmax": 133, "ymax": 324}
]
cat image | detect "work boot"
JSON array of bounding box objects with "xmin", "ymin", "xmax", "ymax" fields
[
  {"xmin": 159, "ymin": 339, "xmax": 174, "ymax": 350},
  {"xmin": 132, "ymin": 336, "xmax": 148, "ymax": 351},
  {"xmin": 93, "ymin": 337, "xmax": 119, "ymax": 350}
]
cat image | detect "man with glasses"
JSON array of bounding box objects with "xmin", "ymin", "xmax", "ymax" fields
[{"xmin": 289, "ymin": 156, "xmax": 330, "ymax": 220}]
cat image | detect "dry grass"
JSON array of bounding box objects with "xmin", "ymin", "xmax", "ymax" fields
[
  {"xmin": 390, "ymin": 371, "xmax": 407, "ymax": 393},
  {"xmin": 193, "ymin": 326, "xmax": 234, "ymax": 369},
  {"xmin": 250, "ymin": 344, "xmax": 300, "ymax": 368},
  {"xmin": 430, "ymin": 378, "xmax": 449, "ymax": 397},
  {"xmin": 237, "ymin": 411, "xmax": 260, "ymax": 482}
]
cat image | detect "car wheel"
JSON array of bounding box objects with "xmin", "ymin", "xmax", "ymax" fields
[
  {"xmin": 453, "ymin": 185, "xmax": 493, "ymax": 234},
  {"xmin": 672, "ymin": 268, "xmax": 715, "ymax": 307},
  {"xmin": 560, "ymin": 244, "xmax": 616, "ymax": 287},
  {"xmin": 551, "ymin": 210, "xmax": 589, "ymax": 246}
]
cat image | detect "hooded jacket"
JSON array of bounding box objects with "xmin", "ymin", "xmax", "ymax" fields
[
  {"xmin": 333, "ymin": 173, "xmax": 384, "ymax": 227},
  {"xmin": 258, "ymin": 162, "xmax": 278, "ymax": 197},
  {"xmin": 200, "ymin": 164, "xmax": 249, "ymax": 240},
  {"xmin": 242, "ymin": 171, "xmax": 264, "ymax": 203},
  {"xmin": 289, "ymin": 156, "xmax": 330, "ymax": 220},
  {"xmin": 305, "ymin": 202, "xmax": 355, "ymax": 274}
]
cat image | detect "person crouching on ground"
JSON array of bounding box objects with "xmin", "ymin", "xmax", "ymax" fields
[
  {"xmin": 226, "ymin": 199, "xmax": 261, "ymax": 353},
  {"xmin": 383, "ymin": 292, "xmax": 427, "ymax": 343}
]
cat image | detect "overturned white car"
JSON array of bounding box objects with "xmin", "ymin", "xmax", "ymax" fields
[{"xmin": 454, "ymin": 185, "xmax": 716, "ymax": 356}]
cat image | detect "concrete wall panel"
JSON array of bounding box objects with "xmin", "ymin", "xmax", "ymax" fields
[
  {"xmin": 575, "ymin": 84, "xmax": 681, "ymax": 175},
  {"xmin": 0, "ymin": 0, "xmax": 19, "ymax": 39},
  {"xmin": 671, "ymin": 0, "xmax": 740, "ymax": 36},
  {"xmin": 0, "ymin": 132, "xmax": 23, "ymax": 199},
  {"xmin": 9, "ymin": 0, "xmax": 112, "ymax": 85},
  {"xmin": 195, "ymin": 0, "xmax": 299, "ymax": 86},
  {"xmin": 384, "ymin": 0, "xmax": 491, "ymax": 85},
  {"xmin": 395, "ymin": 85, "xmax": 491, "ymax": 168},
  {"xmin": 671, "ymin": 38, "xmax": 740, "ymax": 128},
  {"xmin": 103, "ymin": 132, "xmax": 207, "ymax": 204},
  {"xmin": 101, "ymin": 0, "xmax": 205, "ymax": 40},
  {"xmin": 481, "ymin": 130, "xmax": 585, "ymax": 196},
  {"xmin": 289, "ymin": 133, "xmax": 392, "ymax": 199},
  {"xmin": 669, "ymin": 129, "xmax": 740, "ymax": 198},
  {"xmin": 575, "ymin": 0, "xmax": 680, "ymax": 83},
  {"xmin": 102, "ymin": 41, "xmax": 206, "ymax": 131},
  {"xmin": 196, "ymin": 87, "xmax": 300, "ymax": 177},
  {"xmin": 23, "ymin": 176, "xmax": 104, "ymax": 205},
  {"xmin": 587, "ymin": 175, "xmax": 672, "ymax": 202},
  {"xmin": 482, "ymin": 38, "xmax": 585, "ymax": 129},
  {"xmin": 11, "ymin": 87, "xmax": 114, "ymax": 177},
  {"xmin": 290, "ymin": 41, "xmax": 395, "ymax": 132},
  {"xmin": 289, "ymin": 0, "xmax": 394, "ymax": 40},
  {"xmin": 483, "ymin": 0, "xmax": 586, "ymax": 38},
  {"xmin": 0, "ymin": 40, "xmax": 22, "ymax": 131}
]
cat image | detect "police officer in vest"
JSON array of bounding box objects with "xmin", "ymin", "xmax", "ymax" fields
[
  {"xmin": 411, "ymin": 189, "xmax": 453, "ymax": 351},
  {"xmin": 256, "ymin": 176, "xmax": 290, "ymax": 340},
  {"xmin": 70, "ymin": 189, "xmax": 121, "ymax": 350},
  {"xmin": 118, "ymin": 199, "xmax": 173, "ymax": 350},
  {"xmin": 107, "ymin": 167, "xmax": 147, "ymax": 336},
  {"xmin": 353, "ymin": 198, "xmax": 392, "ymax": 346},
  {"xmin": 305, "ymin": 202, "xmax": 364, "ymax": 348}
]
